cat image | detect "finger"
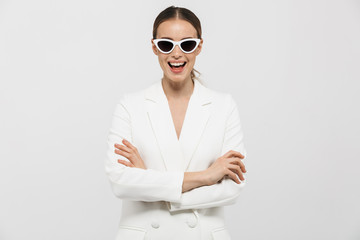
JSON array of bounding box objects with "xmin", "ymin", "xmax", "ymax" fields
[
  {"xmin": 117, "ymin": 159, "xmax": 134, "ymax": 167},
  {"xmin": 239, "ymin": 160, "xmax": 246, "ymax": 173},
  {"xmin": 228, "ymin": 157, "xmax": 240, "ymax": 165},
  {"xmin": 225, "ymin": 150, "xmax": 245, "ymax": 159},
  {"xmin": 225, "ymin": 150, "xmax": 243, "ymax": 158},
  {"xmin": 115, "ymin": 144, "xmax": 131, "ymax": 153},
  {"xmin": 114, "ymin": 143, "xmax": 122, "ymax": 150},
  {"xmin": 228, "ymin": 164, "xmax": 244, "ymax": 181},
  {"xmin": 115, "ymin": 149, "xmax": 131, "ymax": 159},
  {"xmin": 228, "ymin": 164, "xmax": 245, "ymax": 181},
  {"xmin": 122, "ymin": 139, "xmax": 137, "ymax": 151},
  {"xmin": 226, "ymin": 169, "xmax": 241, "ymax": 184},
  {"xmin": 229, "ymin": 157, "xmax": 246, "ymax": 173}
]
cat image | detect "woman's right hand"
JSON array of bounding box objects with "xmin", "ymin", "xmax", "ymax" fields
[{"xmin": 204, "ymin": 150, "xmax": 246, "ymax": 185}]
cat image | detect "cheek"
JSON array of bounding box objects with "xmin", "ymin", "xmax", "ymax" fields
[
  {"xmin": 157, "ymin": 55, "xmax": 165, "ymax": 63},
  {"xmin": 187, "ymin": 55, "xmax": 196, "ymax": 66},
  {"xmin": 158, "ymin": 57, "xmax": 169, "ymax": 70},
  {"xmin": 160, "ymin": 57, "xmax": 168, "ymax": 66}
]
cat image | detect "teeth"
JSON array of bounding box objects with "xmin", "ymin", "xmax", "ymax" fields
[{"xmin": 169, "ymin": 62, "xmax": 185, "ymax": 67}]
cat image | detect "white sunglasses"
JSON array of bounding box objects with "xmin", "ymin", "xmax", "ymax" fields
[{"xmin": 153, "ymin": 38, "xmax": 201, "ymax": 54}]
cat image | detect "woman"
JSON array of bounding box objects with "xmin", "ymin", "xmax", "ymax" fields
[{"xmin": 105, "ymin": 6, "xmax": 247, "ymax": 240}]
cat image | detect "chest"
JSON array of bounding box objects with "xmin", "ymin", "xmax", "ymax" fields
[
  {"xmin": 129, "ymin": 95, "xmax": 228, "ymax": 172},
  {"xmin": 168, "ymin": 98, "xmax": 190, "ymax": 141}
]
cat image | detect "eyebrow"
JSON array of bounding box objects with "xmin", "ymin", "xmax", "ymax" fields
[{"xmin": 160, "ymin": 37, "xmax": 194, "ymax": 40}]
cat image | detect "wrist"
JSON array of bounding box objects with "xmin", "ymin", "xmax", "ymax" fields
[
  {"xmin": 200, "ymin": 169, "xmax": 211, "ymax": 186},
  {"xmin": 182, "ymin": 171, "xmax": 210, "ymax": 193}
]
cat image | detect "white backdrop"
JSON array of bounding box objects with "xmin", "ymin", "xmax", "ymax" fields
[{"xmin": 1, "ymin": 0, "xmax": 359, "ymax": 239}]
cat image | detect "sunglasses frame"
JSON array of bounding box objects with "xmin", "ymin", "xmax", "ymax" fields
[{"xmin": 153, "ymin": 38, "xmax": 201, "ymax": 54}]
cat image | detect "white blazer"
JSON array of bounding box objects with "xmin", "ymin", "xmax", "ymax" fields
[{"xmin": 105, "ymin": 79, "xmax": 247, "ymax": 240}]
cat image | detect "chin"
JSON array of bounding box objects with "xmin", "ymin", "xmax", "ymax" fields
[
  {"xmin": 166, "ymin": 71, "xmax": 192, "ymax": 82},
  {"xmin": 166, "ymin": 76, "xmax": 190, "ymax": 84}
]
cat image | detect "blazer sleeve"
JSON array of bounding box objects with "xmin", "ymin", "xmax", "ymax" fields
[
  {"xmin": 105, "ymin": 94, "xmax": 184, "ymax": 202},
  {"xmin": 167, "ymin": 94, "xmax": 248, "ymax": 212}
]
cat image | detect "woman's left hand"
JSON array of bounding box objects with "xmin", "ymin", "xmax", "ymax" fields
[{"xmin": 114, "ymin": 139, "xmax": 146, "ymax": 169}]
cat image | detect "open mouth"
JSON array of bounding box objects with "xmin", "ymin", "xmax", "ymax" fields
[{"xmin": 168, "ymin": 62, "xmax": 187, "ymax": 69}]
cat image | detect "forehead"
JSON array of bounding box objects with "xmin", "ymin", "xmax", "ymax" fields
[{"xmin": 156, "ymin": 19, "xmax": 197, "ymax": 39}]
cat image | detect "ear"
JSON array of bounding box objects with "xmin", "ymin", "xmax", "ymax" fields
[
  {"xmin": 151, "ymin": 39, "xmax": 159, "ymax": 55},
  {"xmin": 195, "ymin": 38, "xmax": 203, "ymax": 56}
]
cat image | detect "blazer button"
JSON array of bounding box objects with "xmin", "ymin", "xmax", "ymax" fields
[
  {"xmin": 151, "ymin": 221, "xmax": 160, "ymax": 229},
  {"xmin": 187, "ymin": 218, "xmax": 197, "ymax": 228}
]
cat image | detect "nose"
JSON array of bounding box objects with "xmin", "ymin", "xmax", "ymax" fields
[{"xmin": 171, "ymin": 45, "xmax": 183, "ymax": 58}]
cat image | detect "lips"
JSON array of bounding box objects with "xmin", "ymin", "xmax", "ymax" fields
[
  {"xmin": 168, "ymin": 61, "xmax": 186, "ymax": 68},
  {"xmin": 168, "ymin": 61, "xmax": 186, "ymax": 73}
]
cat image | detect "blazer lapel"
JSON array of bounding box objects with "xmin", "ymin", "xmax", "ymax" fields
[
  {"xmin": 179, "ymin": 80, "xmax": 212, "ymax": 171},
  {"xmin": 145, "ymin": 79, "xmax": 212, "ymax": 172}
]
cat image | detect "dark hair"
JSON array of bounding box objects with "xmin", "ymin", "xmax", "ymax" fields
[{"xmin": 153, "ymin": 6, "xmax": 202, "ymax": 81}]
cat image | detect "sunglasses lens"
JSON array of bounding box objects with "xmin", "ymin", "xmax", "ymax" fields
[
  {"xmin": 181, "ymin": 40, "xmax": 197, "ymax": 52},
  {"xmin": 157, "ymin": 41, "xmax": 173, "ymax": 53}
]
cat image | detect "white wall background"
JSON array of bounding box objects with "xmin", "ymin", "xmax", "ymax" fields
[{"xmin": 1, "ymin": 0, "xmax": 359, "ymax": 239}]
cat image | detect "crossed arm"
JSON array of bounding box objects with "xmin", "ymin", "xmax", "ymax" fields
[
  {"xmin": 105, "ymin": 94, "xmax": 247, "ymax": 212},
  {"xmin": 115, "ymin": 139, "xmax": 246, "ymax": 193}
]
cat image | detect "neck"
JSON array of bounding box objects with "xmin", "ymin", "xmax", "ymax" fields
[{"xmin": 161, "ymin": 77, "xmax": 194, "ymax": 100}]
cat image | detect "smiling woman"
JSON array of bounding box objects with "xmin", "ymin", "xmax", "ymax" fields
[
  {"xmin": 151, "ymin": 17, "xmax": 203, "ymax": 85},
  {"xmin": 152, "ymin": 6, "xmax": 202, "ymax": 82},
  {"xmin": 105, "ymin": 6, "xmax": 248, "ymax": 240}
]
